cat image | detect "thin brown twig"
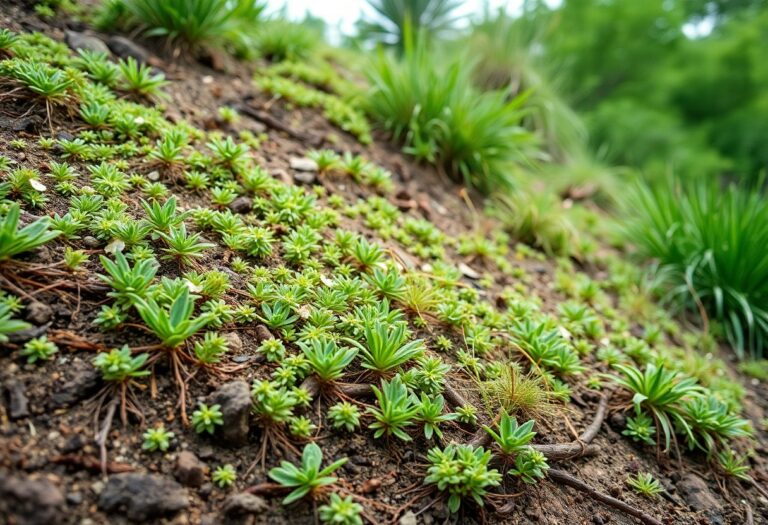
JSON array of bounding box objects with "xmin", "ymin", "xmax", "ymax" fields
[{"xmin": 547, "ymin": 468, "xmax": 663, "ymax": 525}]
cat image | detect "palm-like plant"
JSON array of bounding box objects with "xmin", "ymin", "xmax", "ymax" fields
[
  {"xmin": 268, "ymin": 442, "xmax": 347, "ymax": 504},
  {"xmin": 0, "ymin": 203, "xmax": 60, "ymax": 261},
  {"xmin": 129, "ymin": 287, "xmax": 215, "ymax": 348},
  {"xmin": 357, "ymin": 0, "xmax": 462, "ymax": 53},
  {"xmin": 609, "ymin": 363, "xmax": 704, "ymax": 452},
  {"xmin": 346, "ymin": 321, "xmax": 424, "ymax": 374}
]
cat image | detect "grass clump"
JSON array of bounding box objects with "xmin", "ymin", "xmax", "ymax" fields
[
  {"xmin": 114, "ymin": 0, "xmax": 265, "ymax": 53},
  {"xmin": 626, "ymin": 179, "xmax": 768, "ymax": 359},
  {"xmin": 366, "ymin": 43, "xmax": 535, "ymax": 195}
]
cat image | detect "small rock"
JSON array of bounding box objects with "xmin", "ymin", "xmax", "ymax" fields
[
  {"xmin": 207, "ymin": 381, "xmax": 251, "ymax": 446},
  {"xmin": 146, "ymin": 170, "xmax": 160, "ymax": 181},
  {"xmin": 83, "ymin": 235, "xmax": 100, "ymax": 248},
  {"xmin": 174, "ymin": 451, "xmax": 208, "ymax": 488},
  {"xmin": 107, "ymin": 36, "xmax": 150, "ymax": 63},
  {"xmin": 197, "ymin": 446, "xmax": 215, "ymax": 460},
  {"xmin": 98, "ymin": 473, "xmax": 188, "ymax": 522},
  {"xmin": 399, "ymin": 511, "xmax": 418, "ymax": 525},
  {"xmin": 0, "ymin": 473, "xmax": 65, "ymax": 525},
  {"xmin": 65, "ymin": 30, "xmax": 110, "ymax": 54},
  {"xmin": 608, "ymin": 412, "xmax": 626, "ymax": 430},
  {"xmin": 228, "ymin": 196, "xmax": 252, "ymax": 214},
  {"xmin": 51, "ymin": 359, "xmax": 101, "ymax": 408},
  {"xmin": 66, "ymin": 491, "xmax": 83, "ymax": 505},
  {"xmin": 293, "ymin": 171, "xmax": 316, "ymax": 184},
  {"xmin": 5, "ymin": 379, "xmax": 29, "ymax": 419},
  {"xmin": 272, "ymin": 169, "xmax": 292, "ymax": 185},
  {"xmin": 678, "ymin": 473, "xmax": 724, "ymax": 525},
  {"xmin": 222, "ymin": 493, "xmax": 268, "ymax": 516},
  {"xmin": 232, "ymin": 355, "xmax": 251, "ymax": 363},
  {"xmin": 458, "ymin": 262, "xmax": 480, "ymax": 280},
  {"xmin": 56, "ymin": 130, "xmax": 74, "ymax": 142},
  {"xmin": 255, "ymin": 325, "xmax": 273, "ymax": 342},
  {"xmin": 25, "ymin": 301, "xmax": 53, "ymax": 325},
  {"xmin": 222, "ymin": 332, "xmax": 243, "ymax": 353},
  {"xmin": 289, "ymin": 157, "xmax": 318, "ymax": 172}
]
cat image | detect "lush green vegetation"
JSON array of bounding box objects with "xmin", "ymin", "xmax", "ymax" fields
[{"xmin": 0, "ymin": 1, "xmax": 764, "ymax": 522}]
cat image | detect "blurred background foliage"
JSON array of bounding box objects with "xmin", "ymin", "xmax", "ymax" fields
[{"xmin": 353, "ymin": 0, "xmax": 768, "ymax": 184}]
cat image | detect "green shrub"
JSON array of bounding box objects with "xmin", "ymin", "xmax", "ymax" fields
[
  {"xmin": 255, "ymin": 20, "xmax": 319, "ymax": 62},
  {"xmin": 626, "ymin": 179, "xmax": 768, "ymax": 359}
]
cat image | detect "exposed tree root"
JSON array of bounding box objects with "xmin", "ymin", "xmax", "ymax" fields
[
  {"xmin": 548, "ymin": 468, "xmax": 663, "ymax": 525},
  {"xmin": 469, "ymin": 389, "xmax": 610, "ymax": 462},
  {"xmin": 239, "ymin": 105, "xmax": 322, "ymax": 147},
  {"xmin": 51, "ymin": 453, "xmax": 136, "ymax": 474}
]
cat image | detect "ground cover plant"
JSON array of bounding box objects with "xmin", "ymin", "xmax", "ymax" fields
[{"xmin": 0, "ymin": 2, "xmax": 765, "ymax": 525}]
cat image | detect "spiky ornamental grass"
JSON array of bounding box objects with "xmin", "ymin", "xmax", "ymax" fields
[
  {"xmin": 119, "ymin": 0, "xmax": 266, "ymax": 53},
  {"xmin": 0, "ymin": 203, "xmax": 60, "ymax": 260},
  {"xmin": 626, "ymin": 179, "xmax": 768, "ymax": 359},
  {"xmin": 366, "ymin": 40, "xmax": 535, "ymax": 195}
]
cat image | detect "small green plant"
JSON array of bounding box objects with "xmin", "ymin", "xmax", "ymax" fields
[
  {"xmin": 416, "ymin": 393, "xmax": 456, "ymax": 440},
  {"xmin": 130, "ymin": 287, "xmax": 214, "ymax": 348},
  {"xmin": 0, "ymin": 203, "xmax": 60, "ymax": 261},
  {"xmin": 257, "ymin": 337, "xmax": 286, "ymax": 362},
  {"xmin": 268, "ymin": 442, "xmax": 347, "ymax": 504},
  {"xmin": 509, "ymin": 446, "xmax": 549, "ymax": 484},
  {"xmin": 622, "ymin": 409, "xmax": 656, "ymax": 446},
  {"xmin": 368, "ymin": 375, "xmax": 419, "ymax": 441},
  {"xmin": 193, "ymin": 331, "xmax": 229, "ymax": 364},
  {"xmin": 212, "ymin": 464, "xmax": 237, "ymax": 488},
  {"xmin": 327, "ymin": 402, "xmax": 361, "ymax": 432},
  {"xmin": 158, "ymin": 223, "xmax": 214, "ymax": 266},
  {"xmin": 0, "ymin": 303, "xmax": 31, "ymax": 343},
  {"xmin": 118, "ymin": 57, "xmax": 168, "ymax": 97},
  {"xmin": 191, "ymin": 403, "xmax": 223, "ymax": 434},
  {"xmin": 483, "ymin": 411, "xmax": 536, "ymax": 455},
  {"xmin": 424, "ymin": 444, "xmax": 501, "ymax": 513},
  {"xmin": 609, "ymin": 363, "xmax": 703, "ymax": 451},
  {"xmin": 20, "ymin": 335, "xmax": 58, "ymax": 364},
  {"xmin": 120, "ymin": 0, "xmax": 266, "ymax": 52},
  {"xmin": 98, "ymin": 252, "xmax": 158, "ymax": 304},
  {"xmin": 142, "ymin": 425, "xmax": 174, "ymax": 452},
  {"xmin": 301, "ymin": 338, "xmax": 357, "ymax": 383},
  {"xmin": 319, "ymin": 493, "xmax": 363, "ymax": 525},
  {"xmin": 63, "ymin": 247, "xmax": 88, "ymax": 271},
  {"xmin": 347, "ymin": 321, "xmax": 424, "ymax": 374},
  {"xmin": 715, "ymin": 448, "xmax": 751, "ymax": 481},
  {"xmin": 93, "ymin": 345, "xmax": 150, "ymax": 382},
  {"xmin": 626, "ymin": 472, "xmax": 664, "ymax": 498}
]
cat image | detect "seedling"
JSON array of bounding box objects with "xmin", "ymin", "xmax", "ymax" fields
[
  {"xmin": 268, "ymin": 442, "xmax": 347, "ymax": 504},
  {"xmin": 191, "ymin": 403, "xmax": 223, "ymax": 434},
  {"xmin": 327, "ymin": 401, "xmax": 361, "ymax": 432},
  {"xmin": 142, "ymin": 425, "xmax": 174, "ymax": 452},
  {"xmin": 212, "ymin": 464, "xmax": 237, "ymax": 488},
  {"xmin": 20, "ymin": 335, "xmax": 58, "ymax": 364},
  {"xmin": 0, "ymin": 203, "xmax": 60, "ymax": 261},
  {"xmin": 424, "ymin": 444, "xmax": 501, "ymax": 513},
  {"xmin": 626, "ymin": 472, "xmax": 664, "ymax": 498},
  {"xmin": 368, "ymin": 375, "xmax": 419, "ymax": 441},
  {"xmin": 319, "ymin": 493, "xmax": 363, "ymax": 525},
  {"xmin": 483, "ymin": 411, "xmax": 536, "ymax": 455}
]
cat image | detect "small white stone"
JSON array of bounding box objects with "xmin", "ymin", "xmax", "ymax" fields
[{"xmin": 289, "ymin": 157, "xmax": 318, "ymax": 172}]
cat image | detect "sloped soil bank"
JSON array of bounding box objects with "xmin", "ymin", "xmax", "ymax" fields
[{"xmin": 1, "ymin": 3, "xmax": 767, "ymax": 525}]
